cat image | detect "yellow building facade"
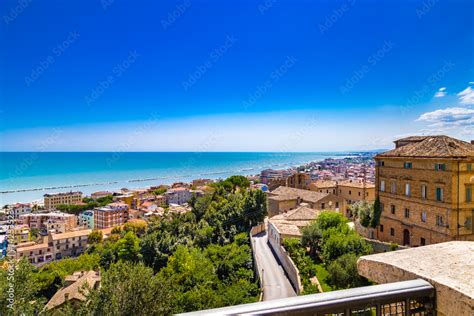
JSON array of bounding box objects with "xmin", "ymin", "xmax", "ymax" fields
[{"xmin": 375, "ymin": 136, "xmax": 474, "ymax": 246}]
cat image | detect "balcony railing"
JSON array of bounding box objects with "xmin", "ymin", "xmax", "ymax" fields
[{"xmin": 179, "ymin": 279, "xmax": 435, "ymax": 316}]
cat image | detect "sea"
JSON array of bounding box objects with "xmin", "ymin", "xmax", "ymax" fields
[{"xmin": 0, "ymin": 152, "xmax": 351, "ymax": 205}]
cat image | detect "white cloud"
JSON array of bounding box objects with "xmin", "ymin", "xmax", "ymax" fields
[
  {"xmin": 458, "ymin": 86, "xmax": 474, "ymax": 105},
  {"xmin": 434, "ymin": 87, "xmax": 446, "ymax": 98},
  {"xmin": 417, "ymin": 107, "xmax": 474, "ymax": 127}
]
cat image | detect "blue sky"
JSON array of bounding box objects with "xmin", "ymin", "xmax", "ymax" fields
[{"xmin": 1, "ymin": 0, "xmax": 473, "ymax": 151}]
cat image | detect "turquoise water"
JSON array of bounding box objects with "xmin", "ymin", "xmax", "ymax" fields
[{"xmin": 0, "ymin": 152, "xmax": 348, "ymax": 205}]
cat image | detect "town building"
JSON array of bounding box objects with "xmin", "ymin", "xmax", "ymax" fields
[
  {"xmin": 44, "ymin": 271, "xmax": 101, "ymax": 312},
  {"xmin": 16, "ymin": 229, "xmax": 92, "ymax": 264},
  {"xmin": 10, "ymin": 203, "xmax": 32, "ymax": 219},
  {"xmin": 44, "ymin": 191, "xmax": 83, "ymax": 210},
  {"xmin": 308, "ymin": 180, "xmax": 337, "ymax": 194},
  {"xmin": 286, "ymin": 172, "xmax": 311, "ymax": 190},
  {"xmin": 268, "ymin": 204, "xmax": 321, "ymax": 248},
  {"xmin": 337, "ymin": 180, "xmax": 375, "ymax": 217},
  {"xmin": 79, "ymin": 210, "xmax": 94, "ymax": 229},
  {"xmin": 9, "ymin": 224, "xmax": 30, "ymax": 244},
  {"xmin": 93, "ymin": 202, "xmax": 128, "ymax": 229},
  {"xmin": 267, "ymin": 186, "xmax": 345, "ymax": 217},
  {"xmin": 375, "ymin": 135, "xmax": 474, "ymax": 246},
  {"xmin": 260, "ymin": 169, "xmax": 292, "ymax": 185},
  {"xmin": 164, "ymin": 188, "xmax": 200, "ymax": 205},
  {"xmin": 20, "ymin": 212, "xmax": 77, "ymax": 233},
  {"xmin": 90, "ymin": 191, "xmax": 113, "ymax": 199}
]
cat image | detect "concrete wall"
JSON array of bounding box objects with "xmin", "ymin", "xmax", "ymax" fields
[
  {"xmin": 249, "ymin": 224, "xmax": 265, "ymax": 301},
  {"xmin": 267, "ymin": 228, "xmax": 303, "ymax": 294}
]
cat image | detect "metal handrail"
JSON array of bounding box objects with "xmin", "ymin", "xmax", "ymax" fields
[{"xmin": 178, "ymin": 279, "xmax": 435, "ymax": 315}]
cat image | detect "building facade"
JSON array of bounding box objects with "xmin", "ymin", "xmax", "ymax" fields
[
  {"xmin": 93, "ymin": 202, "xmax": 128, "ymax": 229},
  {"xmin": 20, "ymin": 212, "xmax": 77, "ymax": 233},
  {"xmin": 375, "ymin": 136, "xmax": 474, "ymax": 246},
  {"xmin": 44, "ymin": 191, "xmax": 83, "ymax": 210}
]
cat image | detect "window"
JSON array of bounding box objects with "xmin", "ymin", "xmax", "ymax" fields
[
  {"xmin": 405, "ymin": 183, "xmax": 411, "ymax": 197},
  {"xmin": 390, "ymin": 228, "xmax": 395, "ymax": 236},
  {"xmin": 335, "ymin": 202, "xmax": 339, "ymax": 208},
  {"xmin": 378, "ymin": 160, "xmax": 385, "ymax": 167},
  {"xmin": 391, "ymin": 182, "xmax": 397, "ymax": 194},
  {"xmin": 321, "ymin": 203, "xmax": 325, "ymax": 210},
  {"xmin": 421, "ymin": 211, "xmax": 427, "ymax": 223},
  {"xmin": 435, "ymin": 163, "xmax": 446, "ymax": 171},
  {"xmin": 380, "ymin": 224, "xmax": 384, "ymax": 232},
  {"xmin": 380, "ymin": 180, "xmax": 385, "ymax": 192},
  {"xmin": 436, "ymin": 187, "xmax": 443, "ymax": 202},
  {"xmin": 404, "ymin": 162, "xmax": 412, "ymax": 169},
  {"xmin": 391, "ymin": 205, "xmax": 395, "ymax": 214},
  {"xmin": 380, "ymin": 203, "xmax": 384, "ymax": 212},
  {"xmin": 466, "ymin": 186, "xmax": 472, "ymax": 203},
  {"xmin": 420, "ymin": 238, "xmax": 426, "ymax": 246},
  {"xmin": 436, "ymin": 215, "xmax": 444, "ymax": 226},
  {"xmin": 404, "ymin": 208, "xmax": 410, "ymax": 218},
  {"xmin": 467, "ymin": 163, "xmax": 472, "ymax": 171},
  {"xmin": 421, "ymin": 184, "xmax": 427, "ymax": 199},
  {"xmin": 358, "ymin": 192, "xmax": 361, "ymax": 196},
  {"xmin": 349, "ymin": 190, "xmax": 352, "ymax": 195}
]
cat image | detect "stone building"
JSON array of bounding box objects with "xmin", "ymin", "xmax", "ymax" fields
[
  {"xmin": 44, "ymin": 191, "xmax": 83, "ymax": 210},
  {"xmin": 286, "ymin": 172, "xmax": 311, "ymax": 190},
  {"xmin": 374, "ymin": 135, "xmax": 474, "ymax": 246},
  {"xmin": 267, "ymin": 186, "xmax": 345, "ymax": 217}
]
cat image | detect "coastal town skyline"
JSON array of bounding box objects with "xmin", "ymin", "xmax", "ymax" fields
[{"xmin": 1, "ymin": 1, "xmax": 473, "ymax": 151}]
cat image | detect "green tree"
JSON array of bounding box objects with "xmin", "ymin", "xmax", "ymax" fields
[
  {"xmin": 86, "ymin": 261, "xmax": 175, "ymax": 315},
  {"xmin": 116, "ymin": 231, "xmax": 142, "ymax": 262},
  {"xmin": 315, "ymin": 211, "xmax": 348, "ymax": 231},
  {"xmin": 124, "ymin": 219, "xmax": 148, "ymax": 236},
  {"xmin": 320, "ymin": 227, "xmax": 372, "ymax": 263},
  {"xmin": 327, "ymin": 253, "xmax": 370, "ymax": 289},
  {"xmin": 301, "ymin": 222, "xmax": 322, "ymax": 258},
  {"xmin": 0, "ymin": 259, "xmax": 45, "ymax": 315},
  {"xmin": 88, "ymin": 230, "xmax": 103, "ymax": 244}
]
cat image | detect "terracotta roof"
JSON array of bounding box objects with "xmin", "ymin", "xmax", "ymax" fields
[
  {"xmin": 308, "ymin": 180, "xmax": 337, "ymax": 189},
  {"xmin": 44, "ymin": 271, "xmax": 100, "ymax": 311},
  {"xmin": 271, "ymin": 186, "xmax": 329, "ymax": 203},
  {"xmin": 338, "ymin": 180, "xmax": 375, "ymax": 189},
  {"xmin": 377, "ymin": 135, "xmax": 474, "ymax": 158},
  {"xmin": 271, "ymin": 205, "xmax": 320, "ymax": 222},
  {"xmin": 50, "ymin": 229, "xmax": 92, "ymax": 241}
]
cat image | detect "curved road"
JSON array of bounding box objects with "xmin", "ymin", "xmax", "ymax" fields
[{"xmin": 253, "ymin": 232, "xmax": 297, "ymax": 301}]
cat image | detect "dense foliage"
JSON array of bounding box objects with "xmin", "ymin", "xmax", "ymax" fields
[
  {"xmin": 0, "ymin": 177, "xmax": 267, "ymax": 315},
  {"xmin": 56, "ymin": 195, "xmax": 114, "ymax": 215},
  {"xmin": 285, "ymin": 211, "xmax": 372, "ymax": 291},
  {"xmin": 351, "ymin": 198, "xmax": 381, "ymax": 228}
]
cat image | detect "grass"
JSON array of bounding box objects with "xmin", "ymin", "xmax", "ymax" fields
[{"xmin": 314, "ymin": 264, "xmax": 333, "ymax": 292}]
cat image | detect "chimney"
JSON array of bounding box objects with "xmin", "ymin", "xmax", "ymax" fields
[{"xmin": 471, "ymin": 140, "xmax": 474, "ymax": 145}]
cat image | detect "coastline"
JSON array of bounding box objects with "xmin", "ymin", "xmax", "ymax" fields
[{"xmin": 1, "ymin": 152, "xmax": 359, "ymax": 206}]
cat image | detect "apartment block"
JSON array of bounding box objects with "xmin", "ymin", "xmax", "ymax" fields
[
  {"xmin": 44, "ymin": 191, "xmax": 83, "ymax": 210},
  {"xmin": 20, "ymin": 212, "xmax": 77, "ymax": 233},
  {"xmin": 375, "ymin": 136, "xmax": 474, "ymax": 246},
  {"xmin": 93, "ymin": 202, "xmax": 128, "ymax": 229}
]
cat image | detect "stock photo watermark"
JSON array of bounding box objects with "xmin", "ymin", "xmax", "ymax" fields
[
  {"xmin": 339, "ymin": 40, "xmax": 394, "ymax": 94},
  {"xmin": 162, "ymin": 0, "xmax": 191, "ymax": 30},
  {"xmin": 106, "ymin": 112, "xmax": 160, "ymax": 167},
  {"xmin": 182, "ymin": 35, "xmax": 237, "ymax": 91},
  {"xmin": 258, "ymin": 0, "xmax": 277, "ymax": 15},
  {"xmin": 319, "ymin": 0, "xmax": 356, "ymax": 35},
  {"xmin": 3, "ymin": 0, "xmax": 32, "ymax": 25},
  {"xmin": 24, "ymin": 31, "xmax": 80, "ymax": 87},
  {"xmin": 402, "ymin": 60, "xmax": 455, "ymax": 112},
  {"xmin": 8, "ymin": 128, "xmax": 63, "ymax": 180},
  {"xmin": 416, "ymin": 0, "xmax": 439, "ymax": 18},
  {"xmin": 85, "ymin": 50, "xmax": 140, "ymax": 106},
  {"xmin": 242, "ymin": 56, "xmax": 297, "ymax": 110}
]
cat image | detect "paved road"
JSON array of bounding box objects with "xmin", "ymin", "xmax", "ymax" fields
[{"xmin": 253, "ymin": 232, "xmax": 297, "ymax": 301}]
